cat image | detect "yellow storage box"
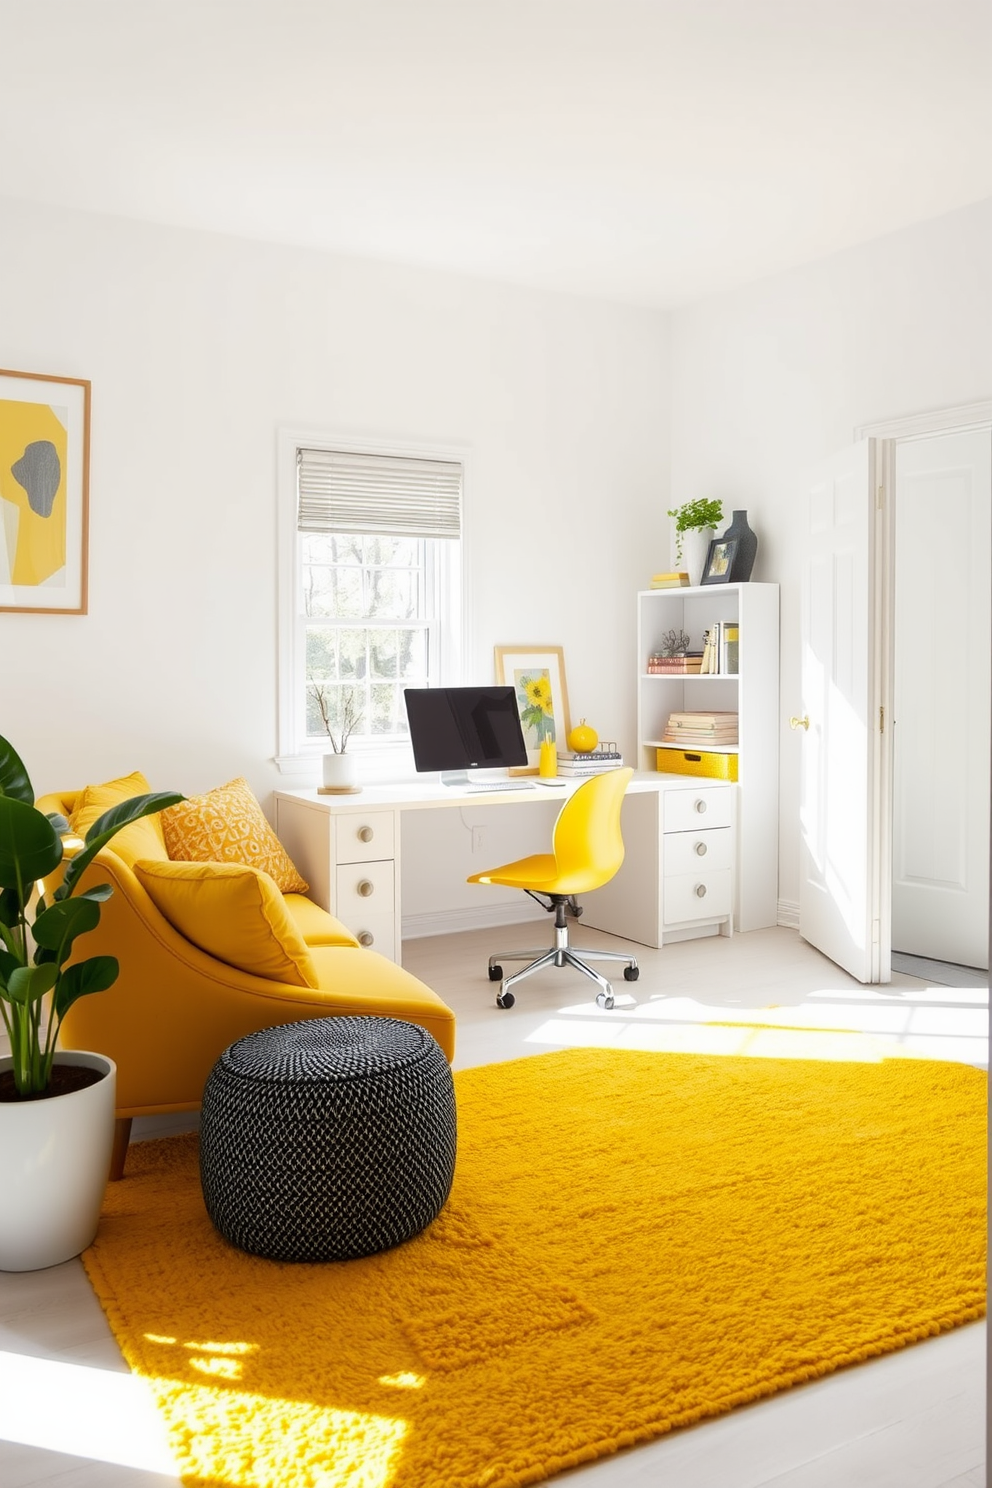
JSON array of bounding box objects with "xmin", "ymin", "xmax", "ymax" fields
[{"xmin": 656, "ymin": 747, "xmax": 738, "ymax": 782}]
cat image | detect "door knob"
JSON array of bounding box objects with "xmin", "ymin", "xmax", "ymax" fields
[
  {"xmin": 358, "ymin": 826, "xmax": 374, "ymax": 843},
  {"xmin": 694, "ymin": 841, "xmax": 708, "ymax": 857},
  {"xmin": 695, "ymin": 883, "xmax": 707, "ymax": 898},
  {"xmin": 357, "ymin": 930, "xmax": 374, "ymax": 946},
  {"xmin": 790, "ymin": 714, "xmax": 810, "ymax": 731},
  {"xmin": 357, "ymin": 879, "xmax": 374, "ymax": 897},
  {"xmin": 694, "ymin": 798, "xmax": 707, "ymax": 814}
]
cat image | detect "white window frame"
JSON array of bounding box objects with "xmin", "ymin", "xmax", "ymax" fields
[{"xmin": 276, "ymin": 428, "xmax": 467, "ymax": 775}]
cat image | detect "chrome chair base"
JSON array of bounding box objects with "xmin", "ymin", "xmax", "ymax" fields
[{"xmin": 486, "ymin": 896, "xmax": 638, "ymax": 1011}]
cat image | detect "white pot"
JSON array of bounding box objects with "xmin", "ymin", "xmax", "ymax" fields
[
  {"xmin": 0, "ymin": 1051, "xmax": 116, "ymax": 1271},
  {"xmin": 677, "ymin": 526, "xmax": 716, "ymax": 588},
  {"xmin": 321, "ymin": 752, "xmax": 360, "ymax": 793}
]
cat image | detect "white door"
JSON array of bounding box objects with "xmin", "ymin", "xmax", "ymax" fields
[
  {"xmin": 798, "ymin": 439, "xmax": 891, "ymax": 983},
  {"xmin": 891, "ymin": 429, "xmax": 991, "ymax": 969}
]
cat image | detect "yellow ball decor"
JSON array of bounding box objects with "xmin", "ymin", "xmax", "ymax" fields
[{"xmin": 566, "ymin": 718, "xmax": 599, "ymax": 753}]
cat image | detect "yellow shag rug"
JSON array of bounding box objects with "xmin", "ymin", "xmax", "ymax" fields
[{"xmin": 83, "ymin": 1049, "xmax": 987, "ymax": 1488}]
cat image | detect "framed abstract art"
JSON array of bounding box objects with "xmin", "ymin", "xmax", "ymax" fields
[{"xmin": 0, "ymin": 368, "xmax": 91, "ymax": 614}]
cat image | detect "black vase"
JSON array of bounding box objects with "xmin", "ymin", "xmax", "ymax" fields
[{"xmin": 719, "ymin": 509, "xmax": 758, "ymax": 582}]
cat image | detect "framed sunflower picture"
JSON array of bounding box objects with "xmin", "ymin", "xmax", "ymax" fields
[{"xmin": 494, "ymin": 645, "xmax": 571, "ymax": 773}]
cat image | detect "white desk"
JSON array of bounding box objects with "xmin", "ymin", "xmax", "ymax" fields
[{"xmin": 275, "ymin": 771, "xmax": 736, "ymax": 963}]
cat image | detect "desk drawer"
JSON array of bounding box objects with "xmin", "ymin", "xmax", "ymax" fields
[
  {"xmin": 664, "ymin": 826, "xmax": 732, "ymax": 877},
  {"xmin": 664, "ymin": 868, "xmax": 733, "ymax": 926},
  {"xmin": 335, "ymin": 811, "xmax": 395, "ymax": 864},
  {"xmin": 664, "ymin": 786, "xmax": 732, "ymax": 834},
  {"xmin": 335, "ymin": 860, "xmax": 395, "ymax": 953}
]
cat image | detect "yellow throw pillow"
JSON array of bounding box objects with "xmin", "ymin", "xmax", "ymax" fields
[
  {"xmin": 159, "ymin": 776, "xmax": 308, "ymax": 893},
  {"xmin": 133, "ymin": 859, "xmax": 319, "ymax": 988},
  {"xmin": 69, "ymin": 770, "xmax": 168, "ymax": 867}
]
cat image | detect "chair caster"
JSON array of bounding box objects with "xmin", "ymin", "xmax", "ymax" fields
[
  {"xmin": 623, "ymin": 966, "xmax": 639, "ymax": 981},
  {"xmin": 496, "ymin": 991, "xmax": 515, "ymax": 1009},
  {"xmin": 596, "ymin": 991, "xmax": 615, "ymax": 1010},
  {"xmin": 488, "ymin": 965, "xmax": 503, "ymax": 981}
]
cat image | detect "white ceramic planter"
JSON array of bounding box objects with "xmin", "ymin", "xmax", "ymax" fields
[
  {"xmin": 0, "ymin": 1051, "xmax": 116, "ymax": 1271},
  {"xmin": 321, "ymin": 752, "xmax": 361, "ymax": 793},
  {"xmin": 677, "ymin": 526, "xmax": 716, "ymax": 588}
]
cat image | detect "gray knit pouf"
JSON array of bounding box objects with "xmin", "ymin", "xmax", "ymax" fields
[{"xmin": 199, "ymin": 1015, "xmax": 457, "ymax": 1262}]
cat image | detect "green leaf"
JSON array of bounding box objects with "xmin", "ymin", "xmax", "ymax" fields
[
  {"xmin": 52, "ymin": 956, "xmax": 119, "ymax": 1020},
  {"xmin": 0, "ymin": 885, "xmax": 26, "ymax": 929},
  {"xmin": 0, "ymin": 797, "xmax": 63, "ymax": 889},
  {"xmin": 0, "ymin": 735, "xmax": 34, "ymax": 805},
  {"xmin": 46, "ymin": 812, "xmax": 70, "ymax": 835},
  {"xmin": 58, "ymin": 791, "xmax": 184, "ymax": 899},
  {"xmin": 0, "ymin": 947, "xmax": 21, "ymax": 985},
  {"xmin": 6, "ymin": 962, "xmax": 58, "ymax": 1006},
  {"xmin": 32, "ymin": 894, "xmax": 102, "ymax": 954}
]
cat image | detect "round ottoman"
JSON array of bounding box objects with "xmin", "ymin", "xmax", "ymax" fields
[{"xmin": 199, "ymin": 1015, "xmax": 457, "ymax": 1262}]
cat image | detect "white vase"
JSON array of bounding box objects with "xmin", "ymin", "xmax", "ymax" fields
[
  {"xmin": 677, "ymin": 526, "xmax": 716, "ymax": 588},
  {"xmin": 0, "ymin": 1051, "xmax": 116, "ymax": 1272},
  {"xmin": 321, "ymin": 752, "xmax": 360, "ymax": 793}
]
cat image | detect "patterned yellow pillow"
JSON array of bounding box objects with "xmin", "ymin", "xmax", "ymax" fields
[{"xmin": 159, "ymin": 777, "xmax": 308, "ymax": 894}]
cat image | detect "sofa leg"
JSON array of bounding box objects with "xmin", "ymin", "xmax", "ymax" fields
[{"xmin": 110, "ymin": 1117, "xmax": 133, "ymax": 1181}]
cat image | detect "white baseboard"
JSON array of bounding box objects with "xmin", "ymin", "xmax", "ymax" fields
[
  {"xmin": 402, "ymin": 900, "xmax": 545, "ymax": 941},
  {"xmin": 777, "ymin": 899, "xmax": 799, "ymax": 929}
]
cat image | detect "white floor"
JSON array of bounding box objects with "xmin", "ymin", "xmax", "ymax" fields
[{"xmin": 0, "ymin": 924, "xmax": 987, "ymax": 1488}]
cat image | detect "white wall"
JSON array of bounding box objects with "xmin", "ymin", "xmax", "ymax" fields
[
  {"xmin": 0, "ymin": 196, "xmax": 670, "ymax": 917},
  {"xmin": 669, "ymin": 197, "xmax": 992, "ymax": 917}
]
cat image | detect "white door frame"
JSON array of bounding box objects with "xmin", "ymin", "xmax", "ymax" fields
[{"xmin": 855, "ymin": 400, "xmax": 992, "ymax": 977}]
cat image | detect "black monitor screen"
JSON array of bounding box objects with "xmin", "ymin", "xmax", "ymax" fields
[{"xmin": 404, "ymin": 686, "xmax": 527, "ymax": 773}]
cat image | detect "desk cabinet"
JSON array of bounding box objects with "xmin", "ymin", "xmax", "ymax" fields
[
  {"xmin": 274, "ymin": 796, "xmax": 401, "ymax": 962},
  {"xmin": 582, "ymin": 779, "xmax": 735, "ymax": 948}
]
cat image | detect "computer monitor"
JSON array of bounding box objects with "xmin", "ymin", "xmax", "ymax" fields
[{"xmin": 404, "ymin": 686, "xmax": 527, "ymax": 785}]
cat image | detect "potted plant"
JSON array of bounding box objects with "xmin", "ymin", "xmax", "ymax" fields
[
  {"xmin": 667, "ymin": 497, "xmax": 724, "ymax": 587},
  {"xmin": 0, "ymin": 734, "xmax": 181, "ymax": 1270},
  {"xmin": 307, "ymin": 679, "xmax": 365, "ymax": 793}
]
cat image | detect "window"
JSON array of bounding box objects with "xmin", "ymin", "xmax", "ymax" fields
[{"xmin": 278, "ymin": 438, "xmax": 463, "ymax": 768}]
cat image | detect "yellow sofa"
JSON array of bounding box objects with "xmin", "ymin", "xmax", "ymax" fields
[{"xmin": 37, "ymin": 786, "xmax": 456, "ymax": 1177}]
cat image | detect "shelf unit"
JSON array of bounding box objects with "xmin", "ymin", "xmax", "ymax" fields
[{"xmin": 638, "ymin": 581, "xmax": 780, "ymax": 932}]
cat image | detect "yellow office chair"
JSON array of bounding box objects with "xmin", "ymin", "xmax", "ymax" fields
[{"xmin": 468, "ymin": 767, "xmax": 639, "ymax": 1010}]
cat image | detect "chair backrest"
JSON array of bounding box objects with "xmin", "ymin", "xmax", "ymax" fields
[{"xmin": 552, "ymin": 767, "xmax": 633, "ymax": 889}]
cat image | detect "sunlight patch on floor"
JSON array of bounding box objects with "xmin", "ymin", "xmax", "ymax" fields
[
  {"xmin": 0, "ymin": 1348, "xmax": 177, "ymax": 1473},
  {"xmin": 524, "ymin": 988, "xmax": 987, "ymax": 1066}
]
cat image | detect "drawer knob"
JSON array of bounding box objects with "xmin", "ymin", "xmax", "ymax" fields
[
  {"xmin": 694, "ymin": 841, "xmax": 708, "ymax": 856},
  {"xmin": 357, "ymin": 879, "xmax": 375, "ymax": 897},
  {"xmin": 358, "ymin": 826, "xmax": 374, "ymax": 843},
  {"xmin": 695, "ymin": 883, "xmax": 707, "ymax": 898},
  {"xmin": 694, "ymin": 799, "xmax": 708, "ymax": 814},
  {"xmin": 357, "ymin": 930, "xmax": 374, "ymax": 947}
]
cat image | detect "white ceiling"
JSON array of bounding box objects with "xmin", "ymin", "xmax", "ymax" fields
[{"xmin": 1, "ymin": 0, "xmax": 989, "ymax": 308}]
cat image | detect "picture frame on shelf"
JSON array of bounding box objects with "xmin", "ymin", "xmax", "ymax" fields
[
  {"xmin": 700, "ymin": 536, "xmax": 738, "ymax": 586},
  {"xmin": 0, "ymin": 368, "xmax": 91, "ymax": 614},
  {"xmin": 494, "ymin": 644, "xmax": 571, "ymax": 774}
]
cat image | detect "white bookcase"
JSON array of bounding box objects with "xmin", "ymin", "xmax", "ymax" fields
[{"xmin": 637, "ymin": 581, "xmax": 780, "ymax": 933}]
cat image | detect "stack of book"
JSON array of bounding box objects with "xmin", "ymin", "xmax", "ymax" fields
[
  {"xmin": 661, "ymin": 711, "xmax": 738, "ymax": 747},
  {"xmin": 649, "ymin": 571, "xmax": 690, "ymax": 589},
  {"xmin": 556, "ymin": 749, "xmax": 624, "ymax": 776},
  {"xmin": 646, "ymin": 652, "xmax": 704, "ymax": 674}
]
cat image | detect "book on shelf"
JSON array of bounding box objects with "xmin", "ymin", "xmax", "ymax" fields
[
  {"xmin": 650, "ymin": 571, "xmax": 690, "ymax": 588},
  {"xmin": 665, "ymin": 711, "xmax": 738, "ymax": 726},
  {"xmin": 699, "ymin": 620, "xmax": 741, "ymax": 674},
  {"xmin": 646, "ymin": 652, "xmax": 704, "ymax": 674}
]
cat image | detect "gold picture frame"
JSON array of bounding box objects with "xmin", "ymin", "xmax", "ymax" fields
[
  {"xmin": 0, "ymin": 368, "xmax": 91, "ymax": 614},
  {"xmin": 494, "ymin": 645, "xmax": 571, "ymax": 774}
]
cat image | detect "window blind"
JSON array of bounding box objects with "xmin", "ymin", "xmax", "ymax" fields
[{"xmin": 297, "ymin": 448, "xmax": 462, "ymax": 539}]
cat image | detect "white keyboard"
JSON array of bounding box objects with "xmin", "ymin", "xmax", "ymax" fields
[{"xmin": 466, "ymin": 780, "xmax": 537, "ymax": 793}]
